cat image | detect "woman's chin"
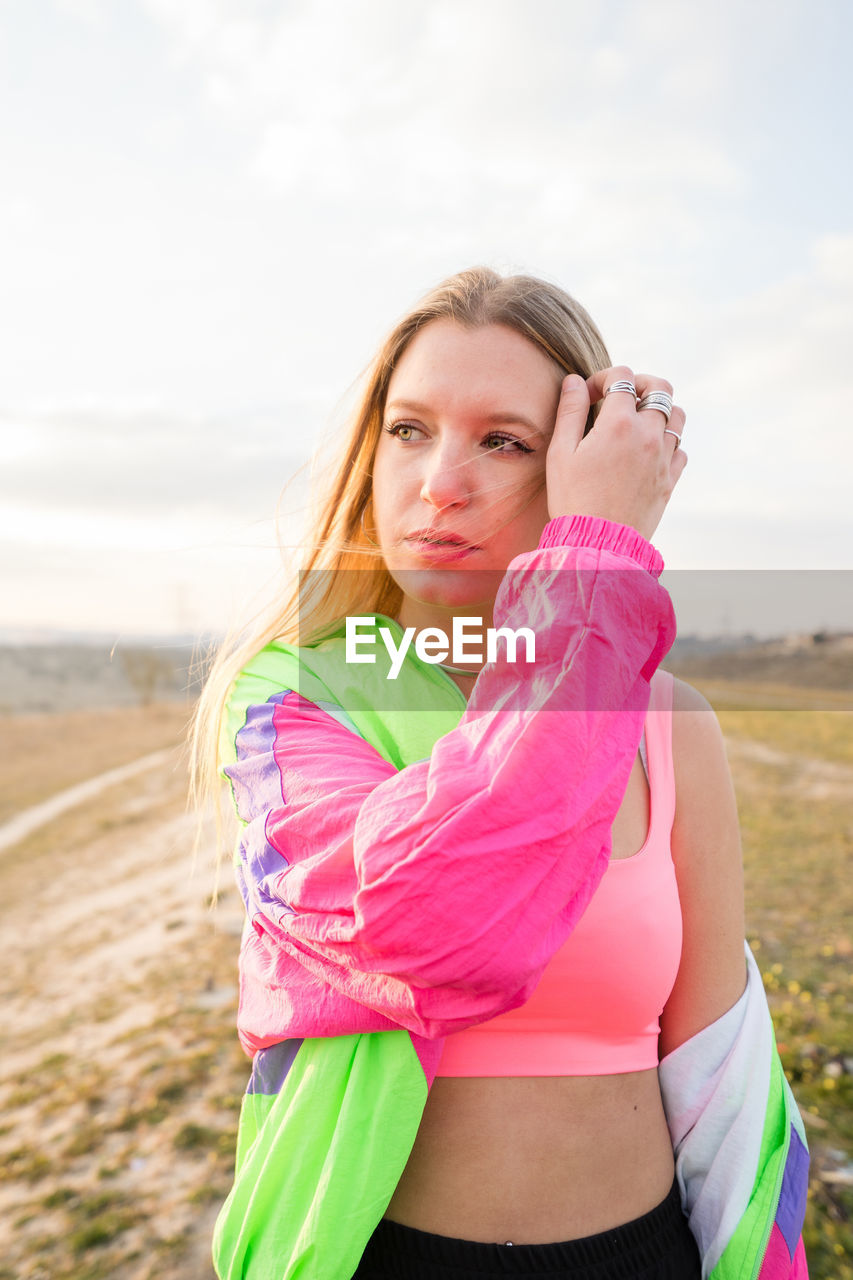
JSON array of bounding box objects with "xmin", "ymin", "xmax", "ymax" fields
[{"xmin": 390, "ymin": 566, "xmax": 505, "ymax": 614}]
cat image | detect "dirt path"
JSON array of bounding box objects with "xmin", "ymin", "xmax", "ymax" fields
[
  {"xmin": 0, "ymin": 750, "xmax": 173, "ymax": 854},
  {"xmin": 725, "ymin": 735, "xmax": 853, "ymax": 801},
  {"xmin": 0, "ymin": 747, "xmax": 247, "ymax": 1280}
]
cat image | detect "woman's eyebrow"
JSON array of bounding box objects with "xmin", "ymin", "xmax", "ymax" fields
[{"xmin": 385, "ymin": 399, "xmax": 548, "ymax": 440}]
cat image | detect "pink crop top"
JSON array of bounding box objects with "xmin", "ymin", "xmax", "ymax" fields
[{"xmin": 435, "ymin": 670, "xmax": 682, "ymax": 1077}]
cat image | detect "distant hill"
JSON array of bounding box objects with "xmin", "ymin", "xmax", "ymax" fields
[
  {"xmin": 0, "ymin": 641, "xmax": 210, "ymax": 713},
  {"xmin": 0, "ymin": 631, "xmax": 850, "ymax": 714},
  {"xmin": 667, "ymin": 631, "xmax": 853, "ymax": 690}
]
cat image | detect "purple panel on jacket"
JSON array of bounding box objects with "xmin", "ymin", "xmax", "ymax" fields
[
  {"xmin": 226, "ymin": 693, "xmax": 292, "ymax": 822},
  {"xmin": 246, "ymin": 1038, "xmax": 304, "ymax": 1096},
  {"xmin": 776, "ymin": 1127, "xmax": 809, "ymax": 1258},
  {"xmin": 227, "ymin": 693, "xmax": 297, "ymax": 918}
]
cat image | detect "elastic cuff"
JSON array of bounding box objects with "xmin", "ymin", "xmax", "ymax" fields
[{"xmin": 538, "ymin": 515, "xmax": 665, "ymax": 578}]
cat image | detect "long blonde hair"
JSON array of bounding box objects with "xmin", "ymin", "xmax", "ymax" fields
[{"xmin": 190, "ymin": 266, "xmax": 610, "ymax": 837}]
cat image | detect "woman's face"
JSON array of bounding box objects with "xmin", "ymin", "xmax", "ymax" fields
[{"xmin": 371, "ymin": 319, "xmax": 563, "ymax": 632}]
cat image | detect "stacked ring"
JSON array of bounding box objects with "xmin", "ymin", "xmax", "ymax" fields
[
  {"xmin": 606, "ymin": 380, "xmax": 637, "ymax": 398},
  {"xmin": 637, "ymin": 391, "xmax": 673, "ymax": 422}
]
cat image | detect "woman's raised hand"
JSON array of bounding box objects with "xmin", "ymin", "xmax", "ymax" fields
[{"xmin": 545, "ymin": 367, "xmax": 687, "ymax": 543}]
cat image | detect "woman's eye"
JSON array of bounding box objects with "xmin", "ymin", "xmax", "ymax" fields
[
  {"xmin": 484, "ymin": 433, "xmax": 533, "ymax": 454},
  {"xmin": 384, "ymin": 422, "xmax": 423, "ymax": 442},
  {"xmin": 383, "ymin": 423, "xmax": 533, "ymax": 453}
]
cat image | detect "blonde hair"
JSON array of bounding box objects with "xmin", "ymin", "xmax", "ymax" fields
[{"xmin": 190, "ymin": 266, "xmax": 610, "ymax": 843}]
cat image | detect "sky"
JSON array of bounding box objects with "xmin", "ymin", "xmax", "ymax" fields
[{"xmin": 2, "ymin": 0, "xmax": 852, "ymax": 640}]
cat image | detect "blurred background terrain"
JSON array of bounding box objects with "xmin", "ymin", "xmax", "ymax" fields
[{"xmin": 0, "ymin": 639, "xmax": 245, "ymax": 1280}]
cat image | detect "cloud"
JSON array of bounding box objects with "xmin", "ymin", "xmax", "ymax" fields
[
  {"xmin": 666, "ymin": 231, "xmax": 853, "ymax": 521},
  {"xmin": 0, "ymin": 534, "xmax": 286, "ymax": 635},
  {"xmin": 138, "ymin": 0, "xmax": 745, "ymax": 267},
  {"xmin": 2, "ymin": 404, "xmax": 316, "ymax": 522},
  {"xmin": 2, "ymin": 0, "xmax": 850, "ymax": 635}
]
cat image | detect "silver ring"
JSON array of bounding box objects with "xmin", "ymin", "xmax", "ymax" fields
[
  {"xmin": 664, "ymin": 428, "xmax": 682, "ymax": 448},
  {"xmin": 637, "ymin": 391, "xmax": 673, "ymax": 422},
  {"xmin": 606, "ymin": 379, "xmax": 637, "ymax": 398}
]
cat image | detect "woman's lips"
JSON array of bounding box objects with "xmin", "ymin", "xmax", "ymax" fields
[{"xmin": 404, "ymin": 532, "xmax": 481, "ymax": 562}]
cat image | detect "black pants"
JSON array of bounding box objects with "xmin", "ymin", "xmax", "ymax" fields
[{"xmin": 352, "ymin": 1177, "xmax": 702, "ymax": 1278}]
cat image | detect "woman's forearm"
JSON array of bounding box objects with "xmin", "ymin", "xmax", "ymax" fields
[{"xmin": 226, "ymin": 516, "xmax": 676, "ymax": 1040}]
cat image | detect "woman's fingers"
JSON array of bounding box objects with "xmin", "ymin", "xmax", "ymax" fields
[
  {"xmin": 634, "ymin": 373, "xmax": 675, "ymax": 428},
  {"xmin": 587, "ymin": 368, "xmax": 674, "ymax": 412},
  {"xmin": 670, "ymin": 442, "xmax": 688, "ymax": 483},
  {"xmin": 588, "ymin": 366, "xmax": 683, "ymax": 441},
  {"xmin": 586, "ymin": 365, "xmax": 637, "ymax": 405},
  {"xmin": 663, "ymin": 404, "xmax": 686, "ymax": 455},
  {"xmin": 547, "ymin": 363, "xmax": 687, "ymax": 541},
  {"xmin": 634, "ymin": 374, "xmax": 674, "ymax": 400}
]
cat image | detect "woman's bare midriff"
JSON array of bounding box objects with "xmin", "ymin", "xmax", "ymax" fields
[
  {"xmin": 384, "ymin": 1070, "xmax": 676, "ymax": 1244},
  {"xmin": 387, "ymin": 677, "xmax": 674, "ymax": 1243}
]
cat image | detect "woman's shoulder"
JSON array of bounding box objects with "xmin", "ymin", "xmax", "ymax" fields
[
  {"xmin": 667, "ymin": 675, "xmax": 726, "ymax": 777},
  {"xmin": 226, "ymin": 639, "xmax": 303, "ymax": 709},
  {"xmin": 227, "ymin": 630, "xmax": 349, "ymax": 708},
  {"xmin": 666, "ymin": 676, "xmax": 736, "ymax": 830},
  {"xmin": 220, "ymin": 637, "xmax": 337, "ymax": 768},
  {"xmin": 669, "ymin": 673, "xmax": 713, "ymax": 714},
  {"xmin": 666, "ymin": 672, "xmax": 743, "ymax": 901}
]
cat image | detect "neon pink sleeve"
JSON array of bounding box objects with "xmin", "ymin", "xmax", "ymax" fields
[{"xmin": 225, "ymin": 516, "xmax": 676, "ymax": 1042}]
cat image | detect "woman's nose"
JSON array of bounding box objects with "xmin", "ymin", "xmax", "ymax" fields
[{"xmin": 419, "ymin": 445, "xmax": 474, "ymax": 511}]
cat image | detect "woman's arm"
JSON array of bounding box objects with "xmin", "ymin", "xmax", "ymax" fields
[
  {"xmin": 658, "ymin": 680, "xmax": 809, "ymax": 1278},
  {"xmin": 658, "ymin": 678, "xmax": 747, "ymax": 1058},
  {"xmin": 225, "ymin": 518, "xmax": 677, "ymax": 1043}
]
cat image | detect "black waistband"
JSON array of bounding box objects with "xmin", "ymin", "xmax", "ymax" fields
[{"xmin": 356, "ymin": 1177, "xmax": 699, "ymax": 1277}]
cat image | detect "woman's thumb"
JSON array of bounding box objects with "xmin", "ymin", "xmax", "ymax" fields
[{"xmin": 552, "ymin": 374, "xmax": 590, "ymax": 450}]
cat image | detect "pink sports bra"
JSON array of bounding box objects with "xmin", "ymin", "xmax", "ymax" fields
[{"xmin": 435, "ymin": 670, "xmax": 682, "ymax": 1077}]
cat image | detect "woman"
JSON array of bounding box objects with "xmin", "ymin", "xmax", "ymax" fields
[{"xmin": 194, "ymin": 268, "xmax": 809, "ymax": 1279}]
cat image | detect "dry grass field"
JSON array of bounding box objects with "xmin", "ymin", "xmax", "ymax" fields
[
  {"xmin": 0, "ymin": 681, "xmax": 850, "ymax": 1278},
  {"xmin": 711, "ymin": 688, "xmax": 853, "ymax": 1279},
  {"xmin": 0, "ymin": 704, "xmax": 247, "ymax": 1280}
]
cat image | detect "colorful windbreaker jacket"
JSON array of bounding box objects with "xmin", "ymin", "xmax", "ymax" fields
[{"xmin": 212, "ymin": 515, "xmax": 809, "ymax": 1280}]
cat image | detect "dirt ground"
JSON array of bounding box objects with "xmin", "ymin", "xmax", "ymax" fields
[
  {"xmin": 0, "ymin": 706, "xmax": 247, "ymax": 1280},
  {"xmin": 1, "ymin": 696, "xmax": 850, "ymax": 1278}
]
